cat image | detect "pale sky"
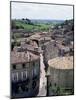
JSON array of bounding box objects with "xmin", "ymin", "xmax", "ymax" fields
[{"xmin": 11, "ymin": 2, "xmax": 73, "ymax": 20}]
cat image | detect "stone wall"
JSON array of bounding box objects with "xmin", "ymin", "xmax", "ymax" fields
[
  {"xmin": 48, "ymin": 67, "xmax": 74, "ymax": 90},
  {"xmin": 48, "ymin": 67, "xmax": 74, "ymax": 95},
  {"xmin": 43, "ymin": 41, "xmax": 59, "ymax": 63},
  {"xmin": 11, "ymin": 59, "xmax": 40, "ymax": 98}
]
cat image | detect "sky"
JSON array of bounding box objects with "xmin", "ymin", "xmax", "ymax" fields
[{"xmin": 11, "ymin": 2, "xmax": 73, "ymax": 20}]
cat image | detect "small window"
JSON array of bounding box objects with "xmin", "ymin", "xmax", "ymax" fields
[
  {"xmin": 13, "ymin": 64, "xmax": 16, "ymax": 69},
  {"xmin": 22, "ymin": 63, "xmax": 25, "ymax": 68}
]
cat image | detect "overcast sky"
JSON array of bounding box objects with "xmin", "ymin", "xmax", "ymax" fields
[{"xmin": 11, "ymin": 2, "xmax": 73, "ymax": 20}]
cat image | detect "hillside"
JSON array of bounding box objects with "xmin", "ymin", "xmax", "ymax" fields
[{"xmin": 11, "ymin": 19, "xmax": 56, "ymax": 31}]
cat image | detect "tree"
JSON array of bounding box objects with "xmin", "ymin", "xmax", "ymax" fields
[{"xmin": 25, "ymin": 18, "xmax": 32, "ymax": 24}]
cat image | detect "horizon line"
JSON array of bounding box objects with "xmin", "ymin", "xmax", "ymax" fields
[{"xmin": 11, "ymin": 18, "xmax": 73, "ymax": 20}]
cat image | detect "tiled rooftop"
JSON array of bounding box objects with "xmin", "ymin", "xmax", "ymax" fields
[
  {"xmin": 48, "ymin": 56, "xmax": 73, "ymax": 69},
  {"xmin": 11, "ymin": 50, "xmax": 40, "ymax": 64},
  {"xmin": 29, "ymin": 33, "xmax": 51, "ymax": 41}
]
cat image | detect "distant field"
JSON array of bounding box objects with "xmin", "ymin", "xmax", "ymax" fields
[{"xmin": 11, "ymin": 19, "xmax": 59, "ymax": 31}]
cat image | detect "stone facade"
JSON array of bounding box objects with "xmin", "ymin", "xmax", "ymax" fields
[
  {"xmin": 11, "ymin": 50, "xmax": 40, "ymax": 98},
  {"xmin": 48, "ymin": 68, "xmax": 73, "ymax": 89}
]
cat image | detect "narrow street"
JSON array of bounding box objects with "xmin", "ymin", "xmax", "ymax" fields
[{"xmin": 37, "ymin": 53, "xmax": 47, "ymax": 96}]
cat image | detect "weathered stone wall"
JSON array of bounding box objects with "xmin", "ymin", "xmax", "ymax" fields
[
  {"xmin": 11, "ymin": 58, "xmax": 40, "ymax": 98},
  {"xmin": 48, "ymin": 67, "xmax": 74, "ymax": 89},
  {"xmin": 43, "ymin": 41, "xmax": 59, "ymax": 62}
]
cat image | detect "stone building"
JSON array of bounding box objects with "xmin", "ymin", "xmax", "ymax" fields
[
  {"xmin": 43, "ymin": 40, "xmax": 74, "ymax": 69},
  {"xmin": 43, "ymin": 40, "xmax": 59, "ymax": 69},
  {"xmin": 56, "ymin": 43, "xmax": 74, "ymax": 56},
  {"xmin": 11, "ymin": 49, "xmax": 40, "ymax": 98},
  {"xmin": 29, "ymin": 33, "xmax": 51, "ymax": 48},
  {"xmin": 47, "ymin": 56, "xmax": 74, "ymax": 96},
  {"xmin": 20, "ymin": 43, "xmax": 42, "ymax": 54}
]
